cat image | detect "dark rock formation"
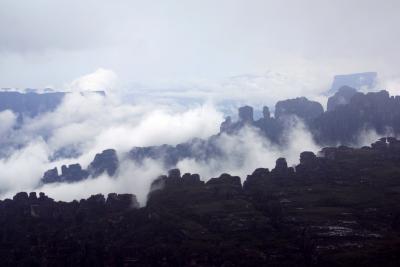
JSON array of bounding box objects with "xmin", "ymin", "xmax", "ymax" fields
[
  {"xmin": 87, "ymin": 149, "xmax": 119, "ymax": 177},
  {"xmin": 275, "ymin": 97, "xmax": 324, "ymax": 122},
  {"xmin": 220, "ymin": 104, "xmax": 283, "ymax": 143},
  {"xmin": 42, "ymin": 167, "xmax": 59, "ymax": 183},
  {"xmin": 106, "ymin": 193, "xmax": 139, "ymax": 210},
  {"xmin": 43, "ymin": 149, "xmax": 118, "ymax": 183},
  {"xmin": 41, "ymin": 90, "xmax": 400, "ymax": 183},
  {"xmin": 181, "ymin": 173, "xmax": 202, "ymax": 186},
  {"xmin": 299, "ymin": 151, "xmax": 317, "ymax": 165},
  {"xmin": 312, "ymin": 90, "xmax": 400, "ymax": 144},
  {"xmin": 272, "ymin": 157, "xmax": 288, "ymax": 173},
  {"xmin": 128, "ymin": 137, "xmax": 223, "ymax": 167},
  {"xmin": 238, "ymin": 105, "xmax": 254, "ymax": 123},
  {"xmin": 327, "ymin": 85, "xmax": 358, "ymax": 112},
  {"xmin": 42, "ymin": 164, "xmax": 88, "ymax": 183},
  {"xmin": 4, "ymin": 138, "xmax": 400, "ymax": 266}
]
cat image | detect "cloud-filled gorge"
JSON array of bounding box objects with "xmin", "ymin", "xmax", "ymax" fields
[
  {"xmin": 0, "ymin": 69, "xmax": 394, "ymax": 205},
  {"xmin": 0, "ymin": 91, "xmax": 223, "ymax": 203}
]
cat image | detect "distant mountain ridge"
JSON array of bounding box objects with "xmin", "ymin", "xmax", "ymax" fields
[
  {"xmin": 0, "ymin": 90, "xmax": 106, "ymax": 118},
  {"xmin": 41, "ymin": 88, "xmax": 400, "ymax": 184},
  {"xmin": 0, "ymin": 91, "xmax": 66, "ymax": 118}
]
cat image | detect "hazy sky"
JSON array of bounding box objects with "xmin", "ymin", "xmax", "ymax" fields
[{"xmin": 0, "ymin": 0, "xmax": 399, "ymax": 89}]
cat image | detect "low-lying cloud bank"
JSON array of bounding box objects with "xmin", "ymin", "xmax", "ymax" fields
[
  {"xmin": 0, "ymin": 68, "xmax": 396, "ymax": 205},
  {"xmin": 0, "ymin": 90, "xmax": 224, "ymax": 203}
]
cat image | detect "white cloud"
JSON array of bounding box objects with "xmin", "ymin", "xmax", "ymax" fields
[
  {"xmin": 0, "ymin": 68, "xmax": 393, "ymax": 204},
  {"xmin": 177, "ymin": 117, "xmax": 321, "ymax": 179},
  {"xmin": 0, "ymin": 110, "xmax": 16, "ymax": 138},
  {"xmin": 0, "ymin": 90, "xmax": 223, "ymax": 201},
  {"xmin": 0, "ymin": 140, "xmax": 50, "ymax": 195},
  {"xmin": 66, "ymin": 68, "xmax": 118, "ymax": 93},
  {"xmin": 37, "ymin": 158, "xmax": 164, "ymax": 206}
]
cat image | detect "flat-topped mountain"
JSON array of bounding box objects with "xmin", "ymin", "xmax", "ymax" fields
[{"xmin": 329, "ymin": 72, "xmax": 377, "ymax": 93}]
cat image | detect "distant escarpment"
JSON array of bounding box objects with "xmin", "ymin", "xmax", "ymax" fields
[
  {"xmin": 0, "ymin": 90, "xmax": 105, "ymax": 119},
  {"xmin": 41, "ymin": 88, "xmax": 400, "ymax": 183},
  {"xmin": 0, "ymin": 91, "xmax": 66, "ymax": 118},
  {"xmin": 3, "ymin": 137, "xmax": 400, "ymax": 266},
  {"xmin": 329, "ymin": 72, "xmax": 377, "ymax": 93}
]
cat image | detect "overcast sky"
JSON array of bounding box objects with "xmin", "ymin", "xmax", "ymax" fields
[{"xmin": 0, "ymin": 0, "xmax": 399, "ymax": 89}]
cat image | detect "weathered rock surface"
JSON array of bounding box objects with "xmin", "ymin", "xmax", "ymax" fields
[{"xmin": 5, "ymin": 138, "xmax": 400, "ymax": 266}]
